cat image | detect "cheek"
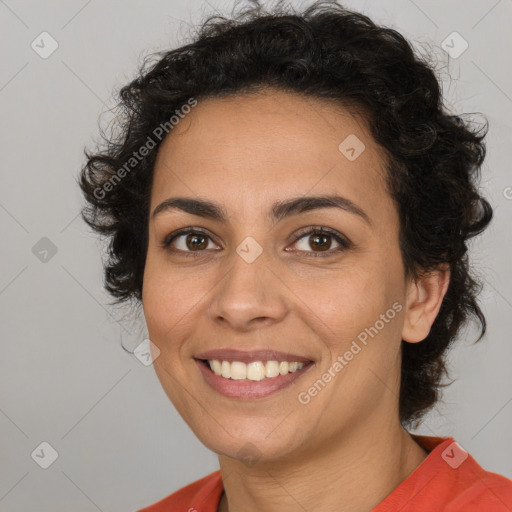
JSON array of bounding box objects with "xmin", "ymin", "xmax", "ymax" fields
[
  {"xmin": 303, "ymin": 254, "xmax": 403, "ymax": 353},
  {"xmin": 142, "ymin": 254, "xmax": 180, "ymax": 343},
  {"xmin": 142, "ymin": 255, "xmax": 213, "ymax": 345}
]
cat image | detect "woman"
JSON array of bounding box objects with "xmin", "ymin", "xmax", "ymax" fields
[{"xmin": 79, "ymin": 1, "xmax": 512, "ymax": 510}]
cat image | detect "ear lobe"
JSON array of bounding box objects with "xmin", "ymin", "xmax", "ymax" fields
[{"xmin": 401, "ymin": 264, "xmax": 451, "ymax": 343}]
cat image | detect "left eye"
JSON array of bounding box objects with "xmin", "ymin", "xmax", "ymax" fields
[{"xmin": 288, "ymin": 227, "xmax": 350, "ymax": 256}]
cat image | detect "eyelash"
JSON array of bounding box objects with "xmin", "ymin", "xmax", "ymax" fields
[{"xmin": 160, "ymin": 226, "xmax": 351, "ymax": 258}]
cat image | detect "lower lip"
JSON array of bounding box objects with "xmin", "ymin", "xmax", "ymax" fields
[{"xmin": 195, "ymin": 359, "xmax": 314, "ymax": 399}]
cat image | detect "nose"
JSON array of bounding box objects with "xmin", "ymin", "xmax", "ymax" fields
[{"xmin": 207, "ymin": 250, "xmax": 289, "ymax": 332}]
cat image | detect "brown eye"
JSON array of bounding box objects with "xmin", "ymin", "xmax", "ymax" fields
[
  {"xmin": 308, "ymin": 233, "xmax": 332, "ymax": 251},
  {"xmin": 289, "ymin": 227, "xmax": 351, "ymax": 257},
  {"xmin": 161, "ymin": 226, "xmax": 350, "ymax": 258},
  {"xmin": 184, "ymin": 233, "xmax": 208, "ymax": 251},
  {"xmin": 161, "ymin": 229, "xmax": 220, "ymax": 254}
]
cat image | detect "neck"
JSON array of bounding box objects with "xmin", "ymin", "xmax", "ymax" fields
[{"xmin": 217, "ymin": 419, "xmax": 428, "ymax": 512}]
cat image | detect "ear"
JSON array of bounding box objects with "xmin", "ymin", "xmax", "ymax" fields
[{"xmin": 402, "ymin": 264, "xmax": 451, "ymax": 343}]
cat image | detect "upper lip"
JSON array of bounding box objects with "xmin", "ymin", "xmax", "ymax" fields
[{"xmin": 194, "ymin": 349, "xmax": 313, "ymax": 363}]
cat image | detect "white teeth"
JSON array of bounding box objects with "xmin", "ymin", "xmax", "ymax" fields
[
  {"xmin": 247, "ymin": 361, "xmax": 265, "ymax": 381},
  {"xmin": 207, "ymin": 359, "xmax": 307, "ymax": 380},
  {"xmin": 230, "ymin": 361, "xmax": 247, "ymax": 380},
  {"xmin": 211, "ymin": 359, "xmax": 222, "ymax": 375},
  {"xmin": 265, "ymin": 360, "xmax": 280, "ymax": 378},
  {"xmin": 221, "ymin": 360, "xmax": 230, "ymax": 379}
]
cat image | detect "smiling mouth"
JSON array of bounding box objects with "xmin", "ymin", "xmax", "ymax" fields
[
  {"xmin": 194, "ymin": 357, "xmax": 314, "ymax": 399},
  {"xmin": 196, "ymin": 358, "xmax": 313, "ymax": 381}
]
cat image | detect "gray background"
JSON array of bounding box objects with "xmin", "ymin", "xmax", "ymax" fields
[{"xmin": 1, "ymin": 0, "xmax": 511, "ymax": 511}]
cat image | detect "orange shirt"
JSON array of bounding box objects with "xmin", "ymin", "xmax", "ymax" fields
[{"xmin": 137, "ymin": 436, "xmax": 512, "ymax": 512}]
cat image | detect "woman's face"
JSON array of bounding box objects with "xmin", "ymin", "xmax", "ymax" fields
[{"xmin": 142, "ymin": 89, "xmax": 412, "ymax": 463}]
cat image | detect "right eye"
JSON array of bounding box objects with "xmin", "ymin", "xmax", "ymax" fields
[{"xmin": 161, "ymin": 228, "xmax": 221, "ymax": 255}]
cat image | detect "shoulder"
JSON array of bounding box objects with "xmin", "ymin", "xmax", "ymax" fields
[
  {"xmin": 418, "ymin": 436, "xmax": 512, "ymax": 511},
  {"xmin": 375, "ymin": 436, "xmax": 512, "ymax": 511},
  {"xmin": 448, "ymin": 454, "xmax": 512, "ymax": 511},
  {"xmin": 136, "ymin": 470, "xmax": 223, "ymax": 512}
]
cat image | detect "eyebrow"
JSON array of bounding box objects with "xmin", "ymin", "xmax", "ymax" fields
[{"xmin": 151, "ymin": 194, "xmax": 372, "ymax": 227}]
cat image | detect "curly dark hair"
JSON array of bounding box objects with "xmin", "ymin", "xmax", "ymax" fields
[{"xmin": 79, "ymin": 0, "xmax": 493, "ymax": 427}]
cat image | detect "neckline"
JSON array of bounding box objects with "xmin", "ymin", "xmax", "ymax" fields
[{"xmin": 212, "ymin": 435, "xmax": 454, "ymax": 512}]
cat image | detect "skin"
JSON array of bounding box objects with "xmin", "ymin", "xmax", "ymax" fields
[{"xmin": 142, "ymin": 88, "xmax": 450, "ymax": 512}]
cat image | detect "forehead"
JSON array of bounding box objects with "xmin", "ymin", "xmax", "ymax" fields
[{"xmin": 151, "ymin": 89, "xmax": 395, "ymax": 231}]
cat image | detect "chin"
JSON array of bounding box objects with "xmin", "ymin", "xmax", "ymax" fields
[{"xmin": 194, "ymin": 418, "xmax": 307, "ymax": 464}]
